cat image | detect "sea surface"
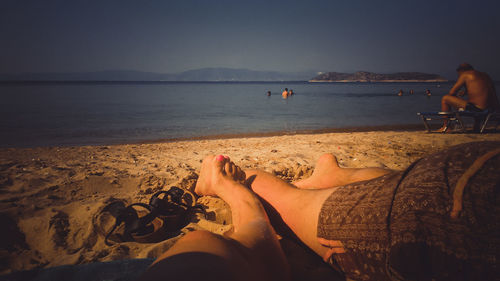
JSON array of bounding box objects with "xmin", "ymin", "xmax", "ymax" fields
[{"xmin": 0, "ymin": 81, "xmax": 476, "ymax": 147}]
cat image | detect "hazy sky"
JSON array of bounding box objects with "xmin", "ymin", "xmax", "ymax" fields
[{"xmin": 1, "ymin": 0, "xmax": 499, "ymax": 79}]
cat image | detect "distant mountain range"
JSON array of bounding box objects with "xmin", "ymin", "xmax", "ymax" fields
[
  {"xmin": 0, "ymin": 68, "xmax": 317, "ymax": 82},
  {"xmin": 310, "ymin": 71, "xmax": 447, "ymax": 82}
]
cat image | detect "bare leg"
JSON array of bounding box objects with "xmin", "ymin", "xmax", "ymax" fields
[
  {"xmin": 244, "ymin": 169, "xmax": 342, "ymax": 260},
  {"xmin": 245, "ymin": 169, "xmax": 345, "ymax": 261},
  {"xmin": 437, "ymin": 95, "xmax": 468, "ymax": 132},
  {"xmin": 293, "ymin": 153, "xmax": 392, "ymax": 189},
  {"xmin": 150, "ymin": 155, "xmax": 289, "ymax": 281},
  {"xmin": 245, "ymin": 153, "xmax": 392, "ymax": 261}
]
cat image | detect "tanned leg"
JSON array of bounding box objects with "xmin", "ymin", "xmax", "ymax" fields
[
  {"xmin": 293, "ymin": 153, "xmax": 392, "ymax": 189},
  {"xmin": 151, "ymin": 155, "xmax": 290, "ymax": 281},
  {"xmin": 244, "ymin": 168, "xmax": 343, "ymax": 260},
  {"xmin": 244, "ymin": 153, "xmax": 392, "ymax": 260},
  {"xmin": 437, "ymin": 95, "xmax": 468, "ymax": 132}
]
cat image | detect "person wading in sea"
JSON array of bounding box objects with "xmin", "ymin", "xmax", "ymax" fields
[{"xmin": 282, "ymin": 88, "xmax": 289, "ymax": 99}]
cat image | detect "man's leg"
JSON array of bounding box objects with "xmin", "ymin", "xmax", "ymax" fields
[
  {"xmin": 438, "ymin": 95, "xmax": 468, "ymax": 132},
  {"xmin": 143, "ymin": 155, "xmax": 289, "ymax": 281},
  {"xmin": 441, "ymin": 95, "xmax": 468, "ymax": 112}
]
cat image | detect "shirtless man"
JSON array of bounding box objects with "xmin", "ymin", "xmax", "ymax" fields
[
  {"xmin": 438, "ymin": 63, "xmax": 499, "ymax": 132},
  {"xmin": 282, "ymin": 88, "xmax": 289, "ymax": 99}
]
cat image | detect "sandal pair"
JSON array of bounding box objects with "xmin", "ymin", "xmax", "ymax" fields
[{"xmin": 97, "ymin": 186, "xmax": 204, "ymax": 245}]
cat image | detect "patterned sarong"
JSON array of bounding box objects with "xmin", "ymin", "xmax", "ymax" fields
[{"xmin": 317, "ymin": 141, "xmax": 499, "ymax": 281}]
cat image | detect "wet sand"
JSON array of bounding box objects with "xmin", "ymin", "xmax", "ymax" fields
[{"xmin": 1, "ymin": 130, "xmax": 499, "ymax": 276}]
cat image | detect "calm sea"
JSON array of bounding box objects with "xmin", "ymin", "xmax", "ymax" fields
[{"xmin": 0, "ymin": 81, "xmax": 473, "ymax": 147}]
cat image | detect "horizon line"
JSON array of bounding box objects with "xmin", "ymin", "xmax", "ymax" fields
[{"xmin": 0, "ymin": 79, "xmax": 458, "ymax": 84}]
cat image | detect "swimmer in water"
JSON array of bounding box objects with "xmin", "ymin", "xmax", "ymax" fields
[{"xmin": 282, "ymin": 88, "xmax": 289, "ymax": 99}]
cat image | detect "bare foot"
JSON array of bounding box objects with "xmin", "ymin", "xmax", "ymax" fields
[
  {"xmin": 222, "ymin": 156, "xmax": 246, "ymax": 184},
  {"xmin": 294, "ymin": 153, "xmax": 392, "ymax": 189},
  {"xmin": 433, "ymin": 126, "xmax": 448, "ymax": 133},
  {"xmin": 194, "ymin": 155, "xmax": 270, "ymax": 233},
  {"xmin": 293, "ymin": 153, "xmax": 341, "ymax": 189},
  {"xmin": 195, "ymin": 155, "xmax": 246, "ymax": 197}
]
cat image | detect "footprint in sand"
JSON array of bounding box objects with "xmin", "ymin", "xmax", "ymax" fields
[{"xmin": 49, "ymin": 211, "xmax": 70, "ymax": 249}]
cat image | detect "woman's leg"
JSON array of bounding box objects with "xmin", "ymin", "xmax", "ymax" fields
[
  {"xmin": 245, "ymin": 168, "xmax": 339, "ymax": 259},
  {"xmin": 244, "ymin": 153, "xmax": 393, "ymax": 259},
  {"xmin": 293, "ymin": 153, "xmax": 392, "ymax": 189}
]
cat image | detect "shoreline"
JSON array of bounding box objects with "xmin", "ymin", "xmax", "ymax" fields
[
  {"xmin": 139, "ymin": 124, "xmax": 427, "ymax": 145},
  {"xmin": 2, "ymin": 124, "xmax": 428, "ymax": 149}
]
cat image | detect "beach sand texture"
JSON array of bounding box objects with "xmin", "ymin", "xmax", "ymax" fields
[{"xmin": 1, "ymin": 131, "xmax": 499, "ymax": 276}]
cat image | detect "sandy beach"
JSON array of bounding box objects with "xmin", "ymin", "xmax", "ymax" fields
[{"xmin": 1, "ymin": 130, "xmax": 499, "ymax": 277}]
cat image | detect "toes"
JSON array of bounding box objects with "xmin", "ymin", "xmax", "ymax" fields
[
  {"xmin": 211, "ymin": 155, "xmax": 245, "ymax": 182},
  {"xmin": 236, "ymin": 166, "xmax": 246, "ymax": 182},
  {"xmin": 214, "ymin": 155, "xmax": 226, "ymax": 170},
  {"xmin": 224, "ymin": 161, "xmax": 234, "ymax": 175}
]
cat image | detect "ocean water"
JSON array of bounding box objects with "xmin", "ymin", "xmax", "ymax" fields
[{"xmin": 0, "ymin": 81, "xmax": 465, "ymax": 147}]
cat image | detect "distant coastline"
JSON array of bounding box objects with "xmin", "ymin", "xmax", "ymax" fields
[
  {"xmin": 0, "ymin": 68, "xmax": 449, "ymax": 83},
  {"xmin": 309, "ymin": 71, "xmax": 448, "ymax": 83},
  {"xmin": 309, "ymin": 79, "xmax": 447, "ymax": 83}
]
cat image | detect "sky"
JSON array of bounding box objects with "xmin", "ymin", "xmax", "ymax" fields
[{"xmin": 1, "ymin": 0, "xmax": 499, "ymax": 79}]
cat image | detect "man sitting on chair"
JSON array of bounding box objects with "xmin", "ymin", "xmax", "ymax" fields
[{"xmin": 438, "ymin": 63, "xmax": 499, "ymax": 132}]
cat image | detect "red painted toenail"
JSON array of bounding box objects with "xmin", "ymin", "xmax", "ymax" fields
[{"xmin": 216, "ymin": 155, "xmax": 224, "ymax": 161}]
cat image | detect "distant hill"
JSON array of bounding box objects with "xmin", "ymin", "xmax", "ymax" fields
[
  {"xmin": 174, "ymin": 68, "xmax": 314, "ymax": 81},
  {"xmin": 0, "ymin": 68, "xmax": 316, "ymax": 82},
  {"xmin": 310, "ymin": 71, "xmax": 447, "ymax": 82},
  {"xmin": 0, "ymin": 70, "xmax": 176, "ymax": 81}
]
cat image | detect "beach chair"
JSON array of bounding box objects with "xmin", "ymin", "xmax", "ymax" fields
[
  {"xmin": 417, "ymin": 110, "xmax": 500, "ymax": 133},
  {"xmin": 479, "ymin": 111, "xmax": 500, "ymax": 133}
]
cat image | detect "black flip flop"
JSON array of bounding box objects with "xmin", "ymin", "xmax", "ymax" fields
[{"xmin": 98, "ymin": 186, "xmax": 205, "ymax": 246}]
